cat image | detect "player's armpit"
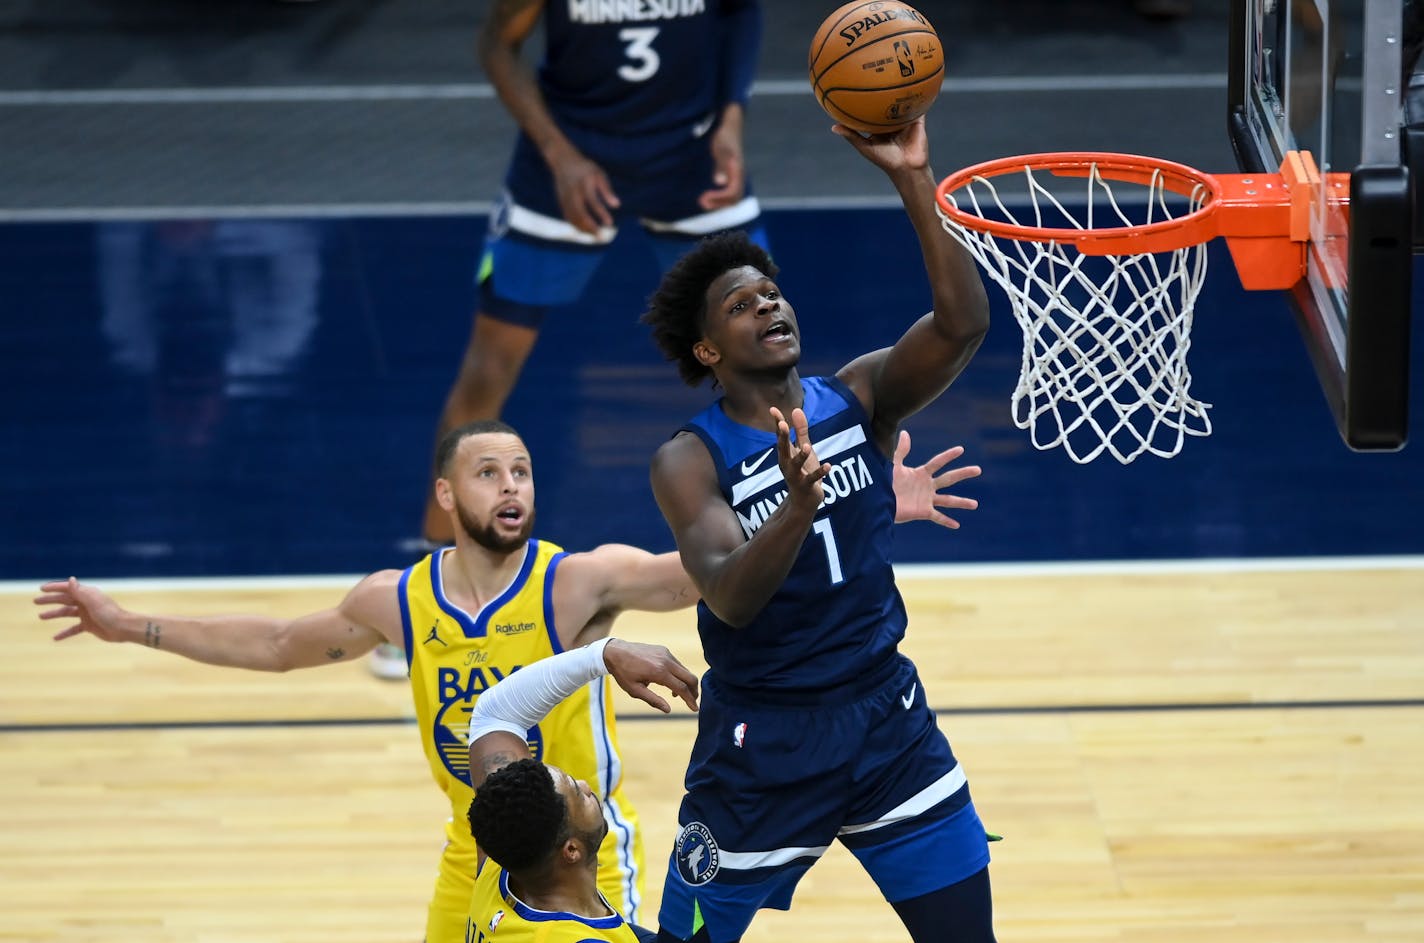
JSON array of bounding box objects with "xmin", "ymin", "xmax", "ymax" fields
[{"xmin": 548, "ymin": 547, "xmax": 696, "ymax": 650}]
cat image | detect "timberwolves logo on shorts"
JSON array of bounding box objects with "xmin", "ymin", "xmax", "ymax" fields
[
  {"xmin": 675, "ymin": 822, "xmax": 720, "ymax": 886},
  {"xmin": 434, "ymin": 699, "xmax": 544, "ymax": 786},
  {"xmin": 487, "ymin": 190, "xmax": 513, "ymax": 241}
]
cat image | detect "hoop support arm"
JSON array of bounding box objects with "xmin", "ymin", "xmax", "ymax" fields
[{"xmin": 1213, "ymin": 151, "xmax": 1349, "ymax": 291}]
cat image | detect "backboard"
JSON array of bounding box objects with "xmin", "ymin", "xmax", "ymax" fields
[{"xmin": 1228, "ymin": 0, "xmax": 1414, "ymax": 449}]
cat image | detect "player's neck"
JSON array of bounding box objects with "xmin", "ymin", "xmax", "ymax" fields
[
  {"xmin": 719, "ymin": 368, "xmax": 804, "ymax": 430},
  {"xmin": 507, "ymin": 872, "xmax": 611, "ymax": 921},
  {"xmin": 442, "ymin": 539, "xmax": 529, "ymax": 610}
]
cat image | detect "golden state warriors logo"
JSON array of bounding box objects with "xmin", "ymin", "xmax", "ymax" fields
[
  {"xmin": 434, "ymin": 698, "xmax": 544, "ymax": 786},
  {"xmin": 674, "ymin": 822, "xmax": 719, "ymax": 886}
]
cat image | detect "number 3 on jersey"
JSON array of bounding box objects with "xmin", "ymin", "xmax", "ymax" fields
[
  {"xmin": 812, "ymin": 519, "xmax": 845, "ymax": 586},
  {"xmin": 618, "ymin": 27, "xmax": 659, "ymax": 82}
]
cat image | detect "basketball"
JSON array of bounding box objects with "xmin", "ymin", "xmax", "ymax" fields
[{"xmin": 808, "ymin": 1, "xmax": 944, "ymax": 135}]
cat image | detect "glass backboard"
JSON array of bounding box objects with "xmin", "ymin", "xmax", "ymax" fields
[{"xmin": 1228, "ymin": 0, "xmax": 1414, "ymax": 449}]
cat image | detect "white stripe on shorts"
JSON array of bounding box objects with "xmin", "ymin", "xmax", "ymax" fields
[
  {"xmin": 639, "ymin": 196, "xmax": 761, "ymax": 236},
  {"xmin": 507, "ymin": 203, "xmax": 617, "ymax": 245},
  {"xmin": 836, "ymin": 764, "xmax": 968, "ymax": 836},
  {"xmin": 718, "ymin": 843, "xmax": 832, "ymax": 871}
]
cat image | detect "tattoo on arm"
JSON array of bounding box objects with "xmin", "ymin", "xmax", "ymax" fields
[
  {"xmin": 326, "ymin": 648, "xmax": 345, "ymax": 660},
  {"xmin": 480, "ymin": 751, "xmax": 520, "ymax": 778},
  {"xmin": 143, "ymin": 621, "xmax": 161, "ymax": 649}
]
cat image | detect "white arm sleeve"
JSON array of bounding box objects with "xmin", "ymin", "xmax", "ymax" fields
[{"xmin": 465, "ymin": 637, "xmax": 612, "ymax": 745}]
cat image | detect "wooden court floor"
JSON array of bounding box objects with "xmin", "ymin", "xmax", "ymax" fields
[{"xmin": 3, "ymin": 562, "xmax": 1422, "ymax": 943}]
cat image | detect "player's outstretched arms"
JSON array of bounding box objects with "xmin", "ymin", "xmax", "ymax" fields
[
  {"xmin": 892, "ymin": 430, "xmax": 982, "ymax": 529},
  {"xmin": 33, "ymin": 572, "xmax": 400, "ymax": 672},
  {"xmin": 649, "ymin": 410, "xmax": 826, "ymax": 628},
  {"xmin": 832, "ymin": 118, "xmax": 990, "ymax": 447},
  {"xmin": 467, "ymin": 638, "xmax": 699, "ymax": 787},
  {"xmin": 552, "ymin": 545, "xmax": 697, "ymax": 650}
]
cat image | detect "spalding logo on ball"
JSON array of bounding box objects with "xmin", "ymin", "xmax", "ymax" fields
[{"xmin": 808, "ymin": 1, "xmax": 944, "ymax": 135}]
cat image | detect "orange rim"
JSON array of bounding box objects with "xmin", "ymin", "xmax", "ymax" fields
[{"xmin": 935, "ymin": 152, "xmax": 1225, "ymax": 255}]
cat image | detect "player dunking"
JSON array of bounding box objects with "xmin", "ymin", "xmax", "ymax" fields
[{"xmin": 642, "ymin": 116, "xmax": 996, "ymax": 942}]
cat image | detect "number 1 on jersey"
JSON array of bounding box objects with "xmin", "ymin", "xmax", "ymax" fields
[
  {"xmin": 617, "ymin": 27, "xmax": 660, "ymax": 82},
  {"xmin": 812, "ymin": 519, "xmax": 845, "ymax": 586}
]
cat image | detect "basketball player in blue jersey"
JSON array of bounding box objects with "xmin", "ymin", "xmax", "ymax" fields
[
  {"xmin": 415, "ymin": 0, "xmax": 768, "ymax": 550},
  {"xmin": 641, "ymin": 115, "xmax": 996, "ymax": 942}
]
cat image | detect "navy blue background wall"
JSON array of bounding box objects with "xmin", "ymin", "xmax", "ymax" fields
[{"xmin": 4, "ymin": 210, "xmax": 1420, "ymax": 580}]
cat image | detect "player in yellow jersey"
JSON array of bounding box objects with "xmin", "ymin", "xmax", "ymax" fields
[
  {"xmin": 464, "ymin": 635, "xmax": 699, "ymax": 943},
  {"xmin": 34, "ymin": 420, "xmax": 979, "ymax": 942}
]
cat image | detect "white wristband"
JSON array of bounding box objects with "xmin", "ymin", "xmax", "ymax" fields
[{"xmin": 466, "ymin": 637, "xmax": 612, "ymax": 745}]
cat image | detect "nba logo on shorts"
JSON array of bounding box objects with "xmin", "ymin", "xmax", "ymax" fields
[
  {"xmin": 675, "ymin": 822, "xmax": 720, "ymax": 886},
  {"xmin": 894, "ymin": 40, "xmax": 914, "ymax": 77},
  {"xmin": 732, "ymin": 722, "xmax": 747, "ymax": 748}
]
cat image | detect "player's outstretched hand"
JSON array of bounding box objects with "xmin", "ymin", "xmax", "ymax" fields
[
  {"xmin": 34, "ymin": 577, "xmax": 128, "ymax": 643},
  {"xmin": 549, "ymin": 149, "xmax": 621, "ymax": 234},
  {"xmin": 602, "ymin": 639, "xmax": 700, "ymax": 714},
  {"xmin": 770, "ymin": 406, "xmax": 829, "ymax": 510},
  {"xmin": 891, "ymin": 430, "xmax": 981, "ymax": 529},
  {"xmin": 830, "ymin": 115, "xmax": 929, "ymax": 174}
]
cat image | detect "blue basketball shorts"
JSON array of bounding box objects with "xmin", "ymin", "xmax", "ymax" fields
[
  {"xmin": 657, "ymin": 655, "xmax": 991, "ymax": 943},
  {"xmin": 477, "ymin": 126, "xmax": 767, "ymax": 327}
]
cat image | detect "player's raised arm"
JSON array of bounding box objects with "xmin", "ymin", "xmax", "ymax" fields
[
  {"xmin": 479, "ymin": 0, "xmax": 618, "ymax": 232},
  {"xmin": 468, "ymin": 637, "xmax": 699, "ymax": 788},
  {"xmin": 832, "ymin": 118, "xmax": 990, "ymax": 447},
  {"xmin": 33, "ymin": 572, "xmax": 400, "ymax": 672},
  {"xmin": 649, "ymin": 408, "xmax": 827, "ymax": 629}
]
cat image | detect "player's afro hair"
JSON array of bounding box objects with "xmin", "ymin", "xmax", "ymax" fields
[
  {"xmin": 642, "ymin": 231, "xmax": 778, "ymax": 387},
  {"xmin": 467, "ymin": 759, "xmax": 569, "ymax": 873}
]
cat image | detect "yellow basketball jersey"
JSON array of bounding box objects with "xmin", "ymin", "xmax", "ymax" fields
[
  {"xmin": 466, "ymin": 860, "xmax": 640, "ymax": 943},
  {"xmin": 400, "ymin": 543, "xmax": 645, "ymax": 924}
]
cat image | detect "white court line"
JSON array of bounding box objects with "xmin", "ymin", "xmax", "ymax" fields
[
  {"xmin": 6, "ymin": 555, "xmax": 1422, "ymax": 595},
  {"xmin": 0, "ymin": 74, "xmax": 1227, "ymax": 107}
]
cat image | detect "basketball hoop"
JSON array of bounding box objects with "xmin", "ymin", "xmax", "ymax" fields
[{"xmin": 935, "ymin": 150, "xmax": 1341, "ymax": 463}]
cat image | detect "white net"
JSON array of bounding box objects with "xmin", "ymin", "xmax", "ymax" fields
[{"xmin": 938, "ymin": 161, "xmax": 1214, "ymax": 463}]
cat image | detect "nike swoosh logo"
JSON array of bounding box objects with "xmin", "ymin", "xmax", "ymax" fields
[
  {"xmin": 692, "ymin": 112, "xmax": 716, "ymax": 138},
  {"xmin": 740, "ymin": 448, "xmax": 774, "ymax": 475},
  {"xmin": 901, "ymin": 684, "xmax": 917, "ymax": 710}
]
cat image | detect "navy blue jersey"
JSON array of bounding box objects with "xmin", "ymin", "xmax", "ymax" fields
[
  {"xmin": 680, "ymin": 375, "xmax": 907, "ymax": 693},
  {"xmin": 542, "ymin": 0, "xmax": 758, "ymax": 138}
]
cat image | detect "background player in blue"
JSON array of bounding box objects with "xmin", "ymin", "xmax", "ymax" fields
[
  {"xmin": 641, "ymin": 115, "xmax": 996, "ymax": 942},
  {"xmin": 417, "ymin": 0, "xmax": 768, "ymax": 548}
]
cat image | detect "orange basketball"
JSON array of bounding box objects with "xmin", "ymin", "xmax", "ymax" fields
[{"xmin": 808, "ymin": 1, "xmax": 944, "ymax": 135}]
